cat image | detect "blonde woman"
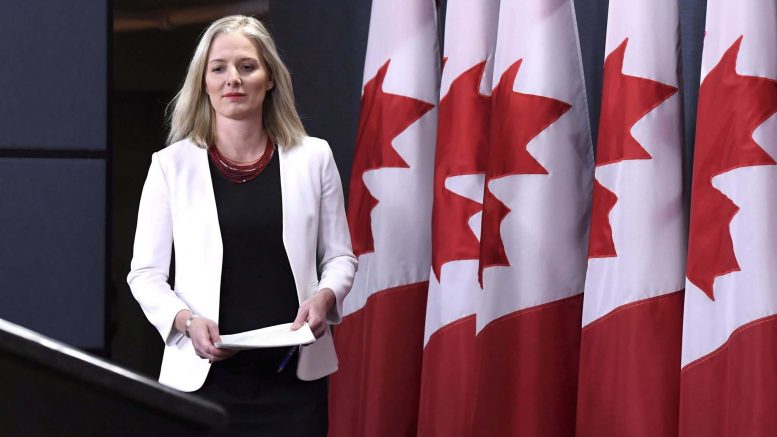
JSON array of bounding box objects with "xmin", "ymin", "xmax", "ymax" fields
[{"xmin": 127, "ymin": 15, "xmax": 356, "ymax": 436}]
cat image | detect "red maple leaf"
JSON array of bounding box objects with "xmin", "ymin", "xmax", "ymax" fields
[
  {"xmin": 478, "ymin": 59, "xmax": 572, "ymax": 286},
  {"xmin": 588, "ymin": 179, "xmax": 619, "ymax": 258},
  {"xmin": 687, "ymin": 36, "xmax": 777, "ymax": 300},
  {"xmin": 588, "ymin": 38, "xmax": 678, "ymax": 258},
  {"xmin": 431, "ymin": 61, "xmax": 491, "ymax": 280},
  {"xmin": 347, "ymin": 60, "xmax": 435, "ymax": 257}
]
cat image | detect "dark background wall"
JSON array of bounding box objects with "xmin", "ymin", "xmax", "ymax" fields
[
  {"xmin": 0, "ymin": 0, "xmax": 706, "ymax": 380},
  {"xmin": 0, "ymin": 0, "xmax": 108, "ymax": 351}
]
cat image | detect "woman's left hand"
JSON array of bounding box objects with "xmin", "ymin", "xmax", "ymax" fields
[{"xmin": 291, "ymin": 288, "xmax": 335, "ymax": 338}]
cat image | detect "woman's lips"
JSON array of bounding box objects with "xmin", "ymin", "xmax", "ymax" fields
[{"xmin": 223, "ymin": 93, "xmax": 246, "ymax": 98}]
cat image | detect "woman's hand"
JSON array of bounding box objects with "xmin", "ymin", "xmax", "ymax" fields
[
  {"xmin": 291, "ymin": 288, "xmax": 335, "ymax": 338},
  {"xmin": 175, "ymin": 310, "xmax": 237, "ymax": 362}
]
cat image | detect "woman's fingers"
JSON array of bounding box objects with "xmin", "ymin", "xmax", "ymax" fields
[
  {"xmin": 293, "ymin": 295, "xmax": 329, "ymax": 338},
  {"xmin": 207, "ymin": 345, "xmax": 235, "ymax": 361},
  {"xmin": 204, "ymin": 323, "xmax": 236, "ymax": 361},
  {"xmin": 291, "ymin": 305, "xmax": 308, "ymax": 330},
  {"xmin": 206, "ymin": 321, "xmax": 221, "ymax": 344},
  {"xmin": 313, "ymin": 324, "xmax": 327, "ymax": 338},
  {"xmin": 188, "ymin": 317, "xmax": 236, "ymax": 361},
  {"xmin": 196, "ymin": 342, "xmax": 233, "ymax": 361},
  {"xmin": 306, "ymin": 314, "xmax": 325, "ymax": 338},
  {"xmin": 189, "ymin": 318, "xmax": 210, "ymax": 357},
  {"xmin": 196, "ymin": 345, "xmax": 233, "ymax": 362}
]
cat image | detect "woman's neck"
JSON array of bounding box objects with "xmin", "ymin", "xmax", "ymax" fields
[{"xmin": 213, "ymin": 115, "xmax": 268, "ymax": 162}]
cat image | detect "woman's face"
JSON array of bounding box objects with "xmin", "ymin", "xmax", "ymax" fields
[{"xmin": 204, "ymin": 32, "xmax": 274, "ymax": 122}]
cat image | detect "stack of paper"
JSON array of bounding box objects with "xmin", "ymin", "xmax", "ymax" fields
[{"xmin": 215, "ymin": 323, "xmax": 315, "ymax": 350}]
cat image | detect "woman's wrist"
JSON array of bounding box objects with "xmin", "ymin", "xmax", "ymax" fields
[
  {"xmin": 319, "ymin": 288, "xmax": 336, "ymax": 311},
  {"xmin": 184, "ymin": 314, "xmax": 200, "ymax": 338},
  {"xmin": 174, "ymin": 309, "xmax": 193, "ymax": 333}
]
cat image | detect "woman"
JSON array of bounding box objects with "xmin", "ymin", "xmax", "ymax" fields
[{"xmin": 127, "ymin": 15, "xmax": 356, "ymax": 436}]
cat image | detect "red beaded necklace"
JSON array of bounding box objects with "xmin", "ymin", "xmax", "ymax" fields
[{"xmin": 208, "ymin": 137, "xmax": 274, "ymax": 184}]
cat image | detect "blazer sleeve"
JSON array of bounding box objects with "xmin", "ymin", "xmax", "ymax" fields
[
  {"xmin": 127, "ymin": 152, "xmax": 189, "ymax": 346},
  {"xmin": 316, "ymin": 143, "xmax": 357, "ymax": 325}
]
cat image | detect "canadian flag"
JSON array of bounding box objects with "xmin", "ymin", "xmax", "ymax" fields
[
  {"xmin": 416, "ymin": 1, "xmax": 498, "ymax": 436},
  {"xmin": 575, "ymin": 0, "xmax": 687, "ymax": 436},
  {"xmin": 679, "ymin": 0, "xmax": 777, "ymax": 436},
  {"xmin": 471, "ymin": 0, "xmax": 593, "ymax": 435},
  {"xmin": 327, "ymin": 0, "xmax": 440, "ymax": 436}
]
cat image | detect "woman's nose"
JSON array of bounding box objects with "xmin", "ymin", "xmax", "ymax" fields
[{"xmin": 226, "ymin": 66, "xmax": 241, "ymax": 87}]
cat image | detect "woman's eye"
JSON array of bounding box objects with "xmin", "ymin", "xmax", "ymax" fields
[
  {"xmin": 240, "ymin": 64, "xmax": 256, "ymax": 71},
  {"xmin": 210, "ymin": 66, "xmax": 224, "ymax": 73}
]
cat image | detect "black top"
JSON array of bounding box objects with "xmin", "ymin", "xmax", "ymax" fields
[
  {"xmin": 208, "ymin": 148, "xmax": 299, "ymax": 336},
  {"xmin": 201, "ymin": 147, "xmax": 328, "ymax": 437}
]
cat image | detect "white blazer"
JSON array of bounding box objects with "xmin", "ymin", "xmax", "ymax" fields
[{"xmin": 127, "ymin": 136, "xmax": 357, "ymax": 392}]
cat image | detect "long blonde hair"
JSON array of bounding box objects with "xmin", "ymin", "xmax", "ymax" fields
[{"xmin": 167, "ymin": 15, "xmax": 306, "ymax": 148}]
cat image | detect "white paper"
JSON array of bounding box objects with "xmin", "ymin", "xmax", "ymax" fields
[{"xmin": 215, "ymin": 323, "xmax": 315, "ymax": 350}]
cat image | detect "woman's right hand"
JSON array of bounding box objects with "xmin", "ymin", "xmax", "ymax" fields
[
  {"xmin": 175, "ymin": 310, "xmax": 236, "ymax": 362},
  {"xmin": 188, "ymin": 317, "xmax": 237, "ymax": 362}
]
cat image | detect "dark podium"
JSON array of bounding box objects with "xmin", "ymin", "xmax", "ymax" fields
[{"xmin": 0, "ymin": 318, "xmax": 227, "ymax": 436}]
